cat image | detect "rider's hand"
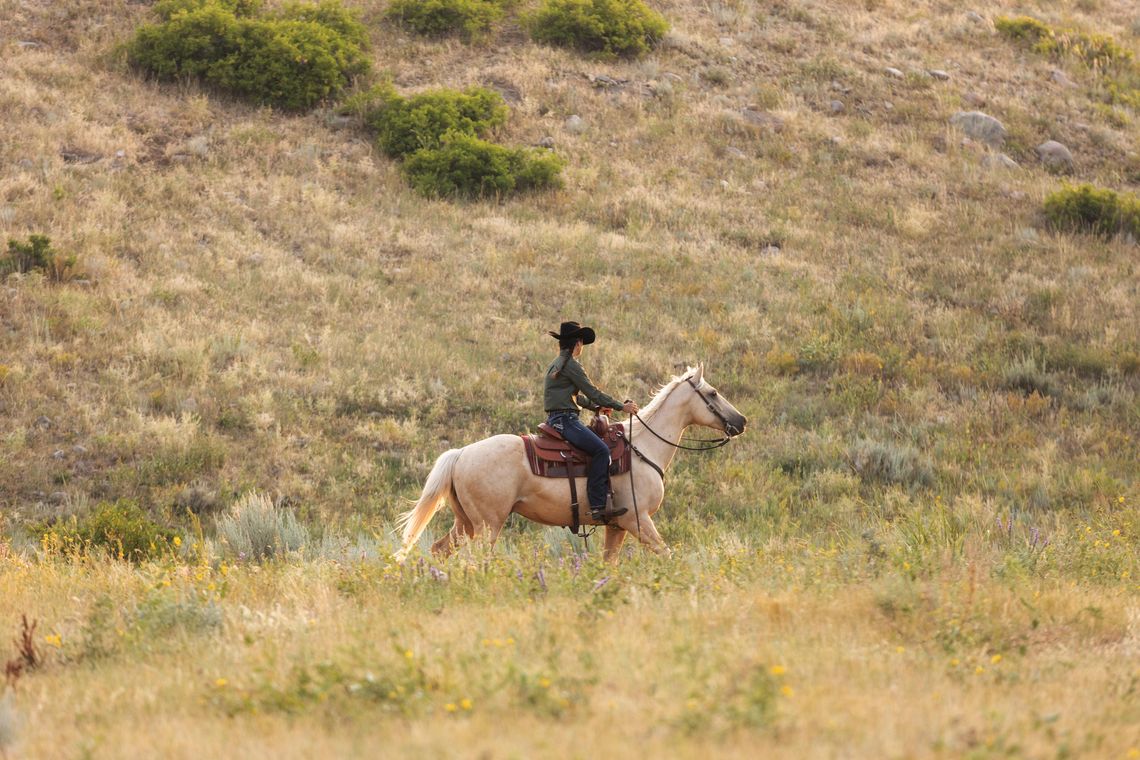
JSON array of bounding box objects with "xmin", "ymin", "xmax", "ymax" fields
[{"xmin": 622, "ymin": 400, "xmax": 639, "ymax": 415}]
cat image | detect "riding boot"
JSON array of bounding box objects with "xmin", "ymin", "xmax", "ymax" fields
[{"xmin": 590, "ymin": 496, "xmax": 627, "ymax": 522}]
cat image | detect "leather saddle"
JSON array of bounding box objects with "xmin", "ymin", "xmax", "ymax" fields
[{"xmin": 521, "ymin": 414, "xmax": 632, "ymax": 479}]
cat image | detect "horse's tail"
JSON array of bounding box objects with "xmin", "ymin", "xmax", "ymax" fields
[{"xmin": 394, "ymin": 448, "xmax": 463, "ymax": 562}]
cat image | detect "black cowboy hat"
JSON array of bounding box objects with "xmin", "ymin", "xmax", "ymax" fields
[{"xmin": 547, "ymin": 321, "xmax": 596, "ymax": 345}]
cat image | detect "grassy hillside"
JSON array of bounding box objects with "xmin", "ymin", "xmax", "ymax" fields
[{"xmin": 1, "ymin": 0, "xmax": 1138, "ymax": 757}]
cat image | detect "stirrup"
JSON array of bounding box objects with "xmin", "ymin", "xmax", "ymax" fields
[{"xmin": 590, "ymin": 504, "xmax": 627, "ymax": 522}]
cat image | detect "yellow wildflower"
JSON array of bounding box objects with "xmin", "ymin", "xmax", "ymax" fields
[
  {"xmin": 460, "ymin": 698, "xmax": 472, "ymax": 710},
  {"xmin": 214, "ymin": 678, "xmax": 228, "ymax": 688},
  {"xmin": 538, "ymin": 677, "xmax": 552, "ymax": 689},
  {"xmin": 991, "ymin": 654, "xmax": 1002, "ymax": 664},
  {"xmin": 173, "ymin": 536, "xmax": 182, "ymax": 547},
  {"xmin": 780, "ymin": 685, "xmax": 794, "ymax": 697},
  {"xmin": 769, "ymin": 665, "xmax": 786, "ymax": 676},
  {"xmin": 445, "ymin": 703, "xmax": 457, "ymax": 713},
  {"xmin": 404, "ymin": 649, "xmax": 414, "ymax": 660}
]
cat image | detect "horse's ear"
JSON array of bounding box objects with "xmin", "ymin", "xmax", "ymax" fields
[{"xmin": 692, "ymin": 363, "xmax": 705, "ymax": 383}]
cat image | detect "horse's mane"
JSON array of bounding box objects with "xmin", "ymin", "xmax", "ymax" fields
[{"xmin": 638, "ymin": 366, "xmax": 699, "ymax": 420}]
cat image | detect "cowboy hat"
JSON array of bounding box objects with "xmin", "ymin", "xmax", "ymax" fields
[{"xmin": 547, "ymin": 321, "xmax": 596, "ymax": 344}]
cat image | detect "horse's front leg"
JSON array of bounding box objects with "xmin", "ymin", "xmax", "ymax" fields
[
  {"xmin": 603, "ymin": 525, "xmax": 627, "ymax": 562},
  {"xmin": 619, "ymin": 513, "xmax": 671, "ymax": 556}
]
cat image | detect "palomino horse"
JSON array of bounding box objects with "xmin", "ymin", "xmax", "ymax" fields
[{"xmin": 395, "ymin": 365, "xmax": 747, "ymax": 562}]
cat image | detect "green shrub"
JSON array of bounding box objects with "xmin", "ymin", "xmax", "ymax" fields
[
  {"xmin": 127, "ymin": 0, "xmax": 369, "ymax": 110},
  {"xmin": 403, "ymin": 133, "xmax": 564, "ymax": 198},
  {"xmin": 34, "ymin": 501, "xmax": 175, "ymax": 562},
  {"xmin": 525, "ymin": 0, "xmax": 669, "ymax": 58},
  {"xmin": 996, "ymin": 16, "xmax": 1138, "ymax": 106},
  {"xmin": 994, "ymin": 16, "xmax": 1053, "ymax": 46},
  {"xmin": 386, "ymin": 0, "xmax": 506, "ymax": 40},
  {"xmin": 128, "ymin": 5, "xmax": 241, "ymax": 81},
  {"xmin": 276, "ymin": 0, "xmax": 371, "ymax": 50},
  {"xmin": 2, "ymin": 235, "xmax": 79, "ymax": 282},
  {"xmin": 154, "ymin": 0, "xmax": 262, "ymax": 19},
  {"xmin": 350, "ymin": 84, "xmax": 563, "ymax": 199},
  {"xmin": 355, "ymin": 84, "xmax": 509, "ymax": 158},
  {"xmin": 1043, "ymin": 183, "xmax": 1140, "ymax": 238},
  {"xmin": 217, "ymin": 491, "xmax": 308, "ymax": 561},
  {"xmin": 215, "ymin": 18, "xmax": 370, "ymax": 110}
]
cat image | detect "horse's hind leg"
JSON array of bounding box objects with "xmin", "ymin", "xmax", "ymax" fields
[
  {"xmin": 431, "ymin": 492, "xmax": 477, "ymax": 558},
  {"xmin": 430, "ymin": 522, "xmax": 463, "ymax": 558}
]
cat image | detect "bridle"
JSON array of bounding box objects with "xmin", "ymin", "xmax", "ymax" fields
[{"xmin": 631, "ymin": 377, "xmax": 739, "ymax": 454}]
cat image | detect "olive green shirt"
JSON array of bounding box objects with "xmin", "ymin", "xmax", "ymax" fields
[{"xmin": 544, "ymin": 351, "xmax": 625, "ymax": 414}]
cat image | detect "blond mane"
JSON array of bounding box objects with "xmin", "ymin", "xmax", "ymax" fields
[{"xmin": 637, "ymin": 366, "xmax": 700, "ymax": 421}]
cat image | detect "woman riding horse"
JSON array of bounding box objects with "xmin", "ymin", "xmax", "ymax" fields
[
  {"xmin": 544, "ymin": 321, "xmax": 639, "ymax": 523},
  {"xmin": 396, "ymin": 362, "xmax": 747, "ymax": 562}
]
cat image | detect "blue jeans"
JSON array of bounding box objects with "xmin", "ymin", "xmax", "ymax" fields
[{"xmin": 546, "ymin": 411, "xmax": 610, "ymax": 510}]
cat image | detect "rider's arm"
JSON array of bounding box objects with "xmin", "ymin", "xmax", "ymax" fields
[{"xmin": 562, "ymin": 359, "xmax": 624, "ymax": 412}]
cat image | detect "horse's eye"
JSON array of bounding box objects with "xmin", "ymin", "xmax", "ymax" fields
[{"xmin": 710, "ymin": 391, "xmax": 718, "ymax": 398}]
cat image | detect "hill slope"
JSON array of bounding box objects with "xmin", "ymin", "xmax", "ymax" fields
[
  {"xmin": 1, "ymin": 1, "xmax": 1139, "ymax": 758},
  {"xmin": 1, "ymin": 0, "xmax": 1136, "ymax": 523}
]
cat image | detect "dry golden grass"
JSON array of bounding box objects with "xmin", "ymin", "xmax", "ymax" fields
[
  {"xmin": 1, "ymin": 0, "xmax": 1138, "ymax": 756},
  {"xmin": 1, "ymin": 542, "xmax": 1138, "ymax": 759}
]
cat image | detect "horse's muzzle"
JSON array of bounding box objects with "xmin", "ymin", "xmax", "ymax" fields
[{"xmin": 726, "ymin": 413, "xmax": 748, "ymax": 437}]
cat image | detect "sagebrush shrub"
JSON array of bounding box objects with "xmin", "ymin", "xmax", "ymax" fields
[
  {"xmin": 1043, "ymin": 184, "xmax": 1140, "ymax": 238},
  {"xmin": 386, "ymin": 0, "xmax": 506, "ymax": 40},
  {"xmin": 525, "ymin": 0, "xmax": 669, "ymax": 58},
  {"xmin": 1002, "ymin": 356, "xmax": 1060, "ymax": 398},
  {"xmin": 403, "ymin": 133, "xmax": 564, "ymax": 198},
  {"xmin": 0, "ymin": 693, "xmax": 14, "ymax": 759},
  {"xmin": 354, "ymin": 84, "xmax": 509, "ymax": 158},
  {"xmin": 217, "ymin": 491, "xmax": 308, "ymax": 561},
  {"xmin": 128, "ymin": 0, "xmax": 369, "ymax": 110},
  {"xmin": 849, "ymin": 440, "xmax": 934, "ymax": 488},
  {"xmin": 135, "ymin": 588, "xmax": 223, "ymax": 635}
]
